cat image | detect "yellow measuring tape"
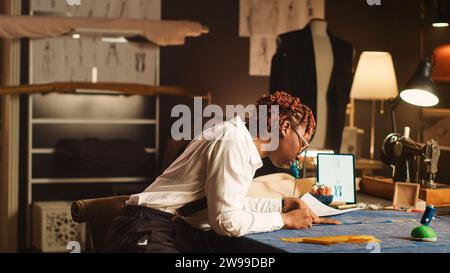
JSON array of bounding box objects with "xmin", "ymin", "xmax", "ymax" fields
[{"xmin": 281, "ymin": 235, "xmax": 381, "ymax": 245}]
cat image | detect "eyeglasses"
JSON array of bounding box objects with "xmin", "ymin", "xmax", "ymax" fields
[{"xmin": 292, "ymin": 128, "xmax": 310, "ymax": 157}]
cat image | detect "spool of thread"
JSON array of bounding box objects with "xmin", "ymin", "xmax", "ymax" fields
[
  {"xmin": 404, "ymin": 126, "xmax": 410, "ymax": 138},
  {"xmin": 420, "ymin": 205, "xmax": 436, "ymax": 226},
  {"xmin": 411, "ymin": 205, "xmax": 437, "ymax": 242}
]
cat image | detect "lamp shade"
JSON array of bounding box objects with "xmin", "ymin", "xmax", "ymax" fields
[
  {"xmin": 350, "ymin": 51, "xmax": 399, "ymax": 100},
  {"xmin": 400, "ymin": 57, "xmax": 439, "ymax": 107},
  {"xmin": 432, "ymin": 44, "xmax": 450, "ymax": 82}
]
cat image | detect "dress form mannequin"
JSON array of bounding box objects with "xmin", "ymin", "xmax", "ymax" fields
[
  {"xmin": 269, "ymin": 15, "xmax": 354, "ymax": 157},
  {"xmin": 309, "ymin": 19, "xmax": 333, "ymax": 149}
]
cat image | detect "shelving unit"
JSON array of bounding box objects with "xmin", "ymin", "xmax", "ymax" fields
[
  {"xmin": 26, "ymin": 91, "xmax": 160, "ymax": 188},
  {"xmin": 25, "ymin": 91, "xmax": 160, "ymax": 248},
  {"xmin": 25, "ymin": 0, "xmax": 162, "ymax": 246},
  {"xmin": 2, "ymin": 0, "xmax": 211, "ymax": 251}
]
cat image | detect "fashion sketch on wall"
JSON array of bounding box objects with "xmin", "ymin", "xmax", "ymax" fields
[
  {"xmin": 240, "ymin": 0, "xmax": 325, "ymax": 76},
  {"xmin": 29, "ymin": 0, "xmax": 161, "ymax": 85},
  {"xmin": 31, "ymin": 38, "xmax": 64, "ymax": 83},
  {"xmin": 42, "ymin": 40, "xmax": 57, "ymax": 79},
  {"xmin": 249, "ymin": 36, "xmax": 277, "ymax": 76}
]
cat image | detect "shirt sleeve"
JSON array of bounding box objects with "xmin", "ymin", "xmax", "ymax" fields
[
  {"xmin": 243, "ymin": 197, "xmax": 283, "ymax": 213},
  {"xmin": 204, "ymin": 137, "xmax": 285, "ymax": 237}
]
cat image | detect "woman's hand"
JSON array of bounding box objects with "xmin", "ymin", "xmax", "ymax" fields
[
  {"xmin": 282, "ymin": 197, "xmax": 308, "ymax": 212},
  {"xmin": 281, "ymin": 208, "xmax": 313, "ymax": 229},
  {"xmin": 282, "ymin": 197, "xmax": 341, "ymax": 226}
]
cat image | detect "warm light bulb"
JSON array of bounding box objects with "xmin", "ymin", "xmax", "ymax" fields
[
  {"xmin": 400, "ymin": 89, "xmax": 439, "ymax": 107},
  {"xmin": 101, "ymin": 37, "xmax": 128, "ymax": 43},
  {"xmin": 432, "ymin": 22, "xmax": 449, "ymax": 28}
]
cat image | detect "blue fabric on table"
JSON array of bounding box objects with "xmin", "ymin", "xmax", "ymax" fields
[{"xmin": 244, "ymin": 210, "xmax": 450, "ymax": 253}]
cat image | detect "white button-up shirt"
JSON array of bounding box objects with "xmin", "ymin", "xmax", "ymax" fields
[{"xmin": 127, "ymin": 116, "xmax": 284, "ymax": 237}]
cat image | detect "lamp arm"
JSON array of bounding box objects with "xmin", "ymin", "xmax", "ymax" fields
[{"xmin": 388, "ymin": 96, "xmax": 401, "ymax": 134}]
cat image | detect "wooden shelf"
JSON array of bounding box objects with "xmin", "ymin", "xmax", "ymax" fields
[
  {"xmin": 32, "ymin": 118, "xmax": 156, "ymax": 125},
  {"xmin": 361, "ymin": 176, "xmax": 450, "ymax": 207},
  {"xmin": 31, "ymin": 177, "xmax": 149, "ymax": 184},
  {"xmin": 422, "ymin": 108, "xmax": 450, "ymax": 118},
  {"xmin": 0, "ymin": 82, "xmax": 208, "ymax": 98},
  {"xmin": 432, "ymin": 77, "xmax": 450, "ymax": 83},
  {"xmin": 31, "ymin": 148, "xmax": 156, "ymax": 154},
  {"xmin": 303, "ymin": 158, "xmax": 384, "ymax": 170}
]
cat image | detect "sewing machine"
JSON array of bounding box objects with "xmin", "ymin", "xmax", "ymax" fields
[{"xmin": 381, "ymin": 130, "xmax": 441, "ymax": 189}]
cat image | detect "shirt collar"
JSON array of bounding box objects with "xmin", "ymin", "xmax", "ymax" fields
[{"xmin": 229, "ymin": 116, "xmax": 263, "ymax": 169}]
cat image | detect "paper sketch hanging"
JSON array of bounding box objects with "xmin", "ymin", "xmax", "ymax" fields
[
  {"xmin": 29, "ymin": 0, "xmax": 161, "ymax": 85},
  {"xmin": 31, "ymin": 38, "xmax": 63, "ymax": 83},
  {"xmin": 249, "ymin": 36, "xmax": 277, "ymax": 76},
  {"xmin": 240, "ymin": 0, "xmax": 325, "ymax": 76},
  {"xmin": 32, "ymin": 0, "xmax": 69, "ymax": 13},
  {"xmin": 41, "ymin": 40, "xmax": 57, "ymax": 79}
]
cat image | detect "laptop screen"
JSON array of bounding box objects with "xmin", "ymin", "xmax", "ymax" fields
[{"xmin": 317, "ymin": 154, "xmax": 356, "ymax": 204}]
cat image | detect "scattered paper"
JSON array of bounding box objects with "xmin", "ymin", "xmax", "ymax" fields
[{"xmin": 301, "ymin": 193, "xmax": 362, "ymax": 217}]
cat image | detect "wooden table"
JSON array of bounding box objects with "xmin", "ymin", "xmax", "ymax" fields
[{"xmin": 300, "ymin": 157, "xmax": 385, "ymax": 177}]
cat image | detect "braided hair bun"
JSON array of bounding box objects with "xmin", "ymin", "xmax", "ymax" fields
[{"xmin": 255, "ymin": 91, "xmax": 316, "ymax": 138}]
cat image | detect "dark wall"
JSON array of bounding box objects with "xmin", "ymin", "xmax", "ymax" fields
[
  {"xmin": 160, "ymin": 0, "xmax": 268, "ymax": 108},
  {"xmin": 160, "ymin": 0, "xmax": 449, "ymax": 182},
  {"xmin": 326, "ymin": 0, "xmax": 423, "ymax": 160}
]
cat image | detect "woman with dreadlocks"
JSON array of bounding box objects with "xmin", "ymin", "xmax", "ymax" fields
[{"xmin": 104, "ymin": 91, "xmax": 341, "ymax": 253}]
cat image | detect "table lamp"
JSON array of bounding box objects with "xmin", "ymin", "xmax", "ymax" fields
[
  {"xmin": 350, "ymin": 51, "xmax": 399, "ymax": 160},
  {"xmin": 389, "ymin": 55, "xmax": 439, "ymax": 133}
]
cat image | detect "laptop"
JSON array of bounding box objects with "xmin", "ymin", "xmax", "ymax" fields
[{"xmin": 317, "ymin": 153, "xmax": 357, "ymax": 204}]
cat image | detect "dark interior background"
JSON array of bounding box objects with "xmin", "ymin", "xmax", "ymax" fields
[
  {"xmin": 160, "ymin": 0, "xmax": 450, "ymax": 183},
  {"xmin": 0, "ymin": 0, "xmax": 448, "ymax": 251}
]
